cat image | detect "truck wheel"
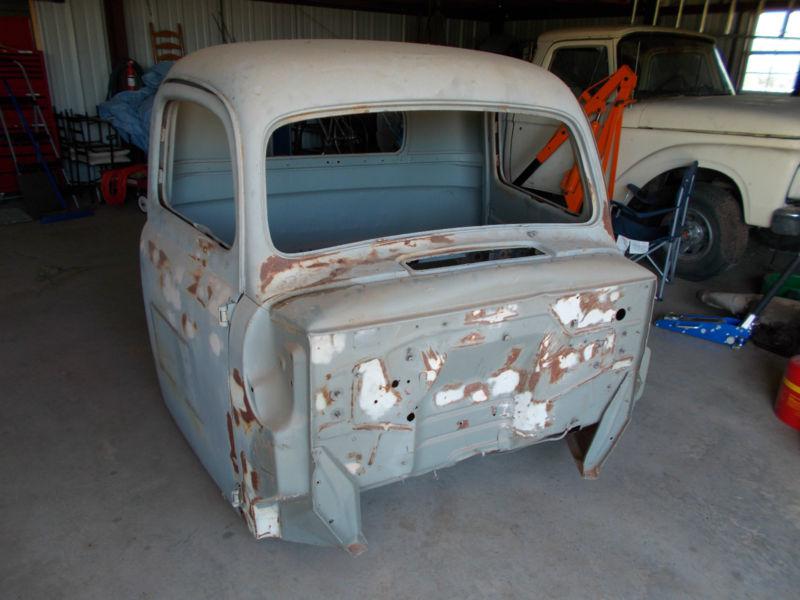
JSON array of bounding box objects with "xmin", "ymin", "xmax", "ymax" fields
[{"xmin": 675, "ymin": 183, "xmax": 748, "ymax": 281}]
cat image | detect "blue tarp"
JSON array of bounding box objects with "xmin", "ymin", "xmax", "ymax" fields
[{"xmin": 98, "ymin": 61, "xmax": 173, "ymax": 152}]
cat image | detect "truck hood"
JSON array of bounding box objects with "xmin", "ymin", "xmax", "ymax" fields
[{"xmin": 629, "ymin": 95, "xmax": 800, "ymax": 139}]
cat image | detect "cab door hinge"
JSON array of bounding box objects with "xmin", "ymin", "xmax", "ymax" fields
[{"xmin": 218, "ymin": 300, "xmax": 237, "ymax": 327}]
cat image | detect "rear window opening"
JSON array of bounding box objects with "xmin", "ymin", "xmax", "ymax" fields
[
  {"xmin": 268, "ymin": 113, "xmax": 404, "ymax": 156},
  {"xmin": 405, "ymin": 247, "xmax": 544, "ymax": 271},
  {"xmin": 265, "ymin": 109, "xmax": 593, "ymax": 253}
]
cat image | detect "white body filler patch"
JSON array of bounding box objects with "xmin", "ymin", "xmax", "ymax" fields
[
  {"xmin": 487, "ymin": 370, "xmax": 520, "ymax": 396},
  {"xmin": 209, "ymin": 332, "xmax": 222, "ymax": 356},
  {"xmin": 310, "ymin": 333, "xmax": 346, "ymax": 364},
  {"xmin": 552, "ymin": 287, "xmax": 620, "ymax": 329},
  {"xmin": 471, "ymin": 388, "xmax": 488, "ymax": 403},
  {"xmin": 356, "ymin": 359, "xmax": 398, "ymax": 419},
  {"xmin": 250, "ymin": 503, "xmax": 281, "ymax": 539},
  {"xmin": 424, "ymin": 350, "xmax": 445, "ymax": 383},
  {"xmin": 435, "ymin": 385, "xmax": 465, "ymax": 406},
  {"xmin": 469, "ymin": 304, "xmax": 519, "ymax": 323},
  {"xmin": 513, "ymin": 391, "xmax": 549, "ymax": 432},
  {"xmin": 315, "ymin": 392, "xmax": 328, "ymax": 412}
]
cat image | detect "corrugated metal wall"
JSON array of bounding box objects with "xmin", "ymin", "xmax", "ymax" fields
[
  {"xmin": 34, "ymin": 0, "xmax": 110, "ymax": 114},
  {"xmin": 122, "ymin": 0, "xmax": 490, "ymax": 67},
  {"xmin": 34, "ymin": 0, "xmax": 759, "ymax": 115}
]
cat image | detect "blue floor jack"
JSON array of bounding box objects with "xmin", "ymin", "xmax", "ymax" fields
[{"xmin": 656, "ymin": 250, "xmax": 800, "ymax": 348}]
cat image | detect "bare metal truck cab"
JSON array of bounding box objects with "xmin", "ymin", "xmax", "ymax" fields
[
  {"xmin": 533, "ymin": 26, "xmax": 800, "ymax": 280},
  {"xmin": 140, "ymin": 40, "xmax": 655, "ymax": 553}
]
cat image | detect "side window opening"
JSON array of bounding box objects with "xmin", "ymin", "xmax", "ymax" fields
[
  {"xmin": 160, "ymin": 100, "xmax": 235, "ymax": 246},
  {"xmin": 265, "ymin": 109, "xmax": 591, "ymax": 254},
  {"xmin": 497, "ymin": 112, "xmax": 592, "ymax": 220},
  {"xmin": 549, "ymin": 46, "xmax": 609, "ymax": 95}
]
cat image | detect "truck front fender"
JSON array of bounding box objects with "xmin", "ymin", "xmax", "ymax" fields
[{"xmin": 614, "ymin": 135, "xmax": 800, "ymax": 228}]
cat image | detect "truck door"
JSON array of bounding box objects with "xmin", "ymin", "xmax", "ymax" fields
[{"xmin": 140, "ymin": 83, "xmax": 241, "ymax": 498}]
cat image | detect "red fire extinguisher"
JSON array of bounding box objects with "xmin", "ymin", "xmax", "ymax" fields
[
  {"xmin": 775, "ymin": 355, "xmax": 800, "ymax": 430},
  {"xmin": 125, "ymin": 60, "xmax": 137, "ymax": 91}
]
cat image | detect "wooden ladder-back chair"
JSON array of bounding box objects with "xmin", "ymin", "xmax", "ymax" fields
[{"xmin": 149, "ymin": 22, "xmax": 185, "ymax": 63}]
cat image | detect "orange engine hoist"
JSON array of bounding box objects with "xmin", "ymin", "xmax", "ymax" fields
[{"xmin": 513, "ymin": 65, "xmax": 637, "ymax": 214}]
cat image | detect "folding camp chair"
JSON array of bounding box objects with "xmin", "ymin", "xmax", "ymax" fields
[{"xmin": 611, "ymin": 161, "xmax": 698, "ymax": 300}]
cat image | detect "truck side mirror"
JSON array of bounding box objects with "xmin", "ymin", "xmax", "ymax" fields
[{"xmin": 771, "ymin": 206, "xmax": 800, "ymax": 237}]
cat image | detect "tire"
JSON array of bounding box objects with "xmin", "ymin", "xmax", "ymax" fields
[{"xmin": 675, "ymin": 183, "xmax": 749, "ymax": 281}]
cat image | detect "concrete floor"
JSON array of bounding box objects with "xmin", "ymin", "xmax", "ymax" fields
[{"xmin": 2, "ymin": 205, "xmax": 799, "ymax": 599}]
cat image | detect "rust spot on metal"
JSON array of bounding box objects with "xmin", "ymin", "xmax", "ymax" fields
[
  {"xmin": 457, "ymin": 419, "xmax": 469, "ymax": 430},
  {"xmin": 515, "ymin": 369, "xmax": 530, "ymax": 393},
  {"xmin": 490, "ymin": 347, "xmax": 522, "ymax": 379},
  {"xmin": 502, "ymin": 347, "xmax": 521, "ymax": 370},
  {"xmin": 318, "ymin": 420, "xmax": 344, "ymax": 432},
  {"xmin": 602, "ymin": 206, "xmax": 615, "ymax": 239},
  {"xmin": 427, "ymin": 234, "xmax": 454, "ymax": 244},
  {"xmin": 529, "ymin": 332, "xmax": 616, "ymax": 389},
  {"xmin": 457, "ymin": 331, "xmax": 485, "ymax": 347},
  {"xmin": 319, "ymin": 386, "xmax": 334, "ymax": 407},
  {"xmin": 464, "ymin": 381, "xmax": 490, "ymax": 401},
  {"xmin": 421, "ymin": 348, "xmax": 445, "ymax": 384},
  {"xmin": 347, "ymin": 452, "xmax": 363, "ymax": 461},
  {"xmin": 226, "ymin": 413, "xmax": 239, "ymax": 474},
  {"xmin": 198, "ymin": 238, "xmax": 214, "ymax": 254},
  {"xmin": 180, "ymin": 313, "xmax": 197, "ymax": 338},
  {"xmin": 367, "ymin": 433, "xmax": 383, "ymax": 466},
  {"xmin": 259, "ymin": 255, "xmax": 295, "ymax": 292},
  {"xmin": 325, "ymin": 373, "xmax": 332, "ymax": 381},
  {"xmin": 464, "ymin": 304, "xmax": 519, "ymax": 325},
  {"xmin": 347, "ymin": 543, "xmax": 367, "ymax": 556},
  {"xmin": 438, "ymin": 381, "xmax": 464, "ymax": 395},
  {"xmin": 185, "ymin": 267, "xmax": 207, "ymax": 307},
  {"xmin": 466, "ymin": 309, "xmax": 487, "ymax": 324},
  {"xmin": 240, "ymin": 450, "xmax": 248, "ymax": 474},
  {"xmin": 250, "ymin": 469, "xmax": 260, "ymax": 490},
  {"xmin": 547, "ymin": 346, "xmax": 577, "ymax": 384},
  {"xmin": 146, "ymin": 241, "xmax": 174, "ymax": 293},
  {"xmin": 232, "ymin": 368, "xmax": 262, "ymax": 428},
  {"xmin": 579, "ymin": 290, "xmax": 617, "ymax": 316}
]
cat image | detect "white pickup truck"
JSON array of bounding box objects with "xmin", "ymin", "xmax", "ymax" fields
[{"xmin": 532, "ymin": 26, "xmax": 800, "ymax": 280}]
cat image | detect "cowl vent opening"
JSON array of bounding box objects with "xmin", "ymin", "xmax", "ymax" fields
[{"xmin": 405, "ymin": 247, "xmax": 543, "ymax": 271}]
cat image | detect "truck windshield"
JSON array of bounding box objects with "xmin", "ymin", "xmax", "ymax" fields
[{"xmin": 618, "ymin": 33, "xmax": 734, "ymax": 98}]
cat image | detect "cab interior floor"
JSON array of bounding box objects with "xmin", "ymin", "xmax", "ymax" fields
[{"xmin": 1, "ymin": 205, "xmax": 798, "ymax": 599}]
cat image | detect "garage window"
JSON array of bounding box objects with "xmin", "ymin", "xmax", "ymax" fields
[
  {"xmin": 160, "ymin": 100, "xmax": 236, "ymax": 246},
  {"xmin": 741, "ymin": 10, "xmax": 800, "ymax": 93}
]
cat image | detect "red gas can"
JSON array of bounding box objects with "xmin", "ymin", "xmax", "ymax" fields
[{"xmin": 775, "ymin": 355, "xmax": 800, "ymax": 430}]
